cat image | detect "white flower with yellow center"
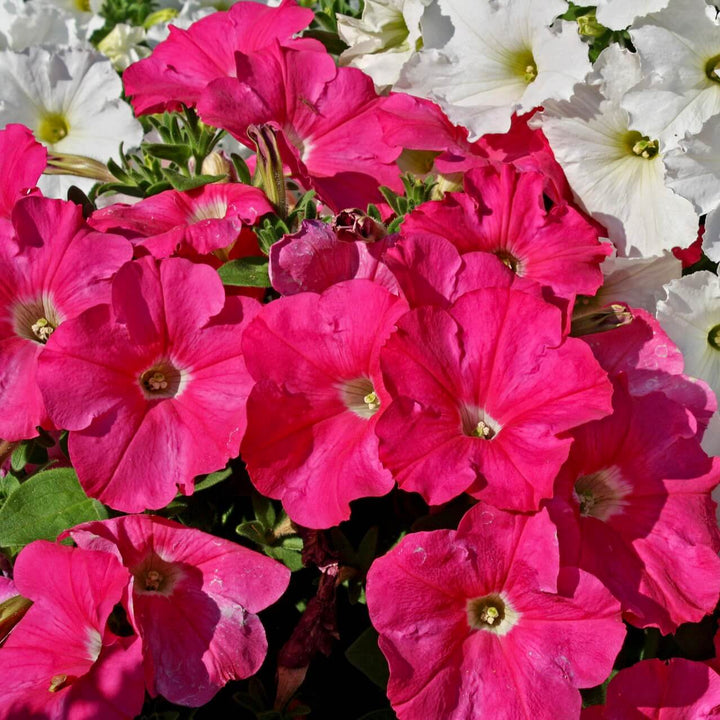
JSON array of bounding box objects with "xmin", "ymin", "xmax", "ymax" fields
[
  {"xmin": 537, "ymin": 45, "xmax": 698, "ymax": 258},
  {"xmin": 657, "ymin": 271, "xmax": 720, "ymax": 400},
  {"xmin": 622, "ymin": 0, "xmax": 720, "ymax": 150},
  {"xmin": 34, "ymin": 0, "xmax": 105, "ymax": 39},
  {"xmin": 337, "ymin": 0, "xmax": 431, "ymax": 88},
  {"xmin": 397, "ymin": 0, "xmax": 591, "ymax": 140},
  {"xmin": 0, "ymin": 46, "xmax": 143, "ymax": 197}
]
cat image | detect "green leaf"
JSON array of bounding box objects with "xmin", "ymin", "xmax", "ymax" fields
[
  {"xmin": 193, "ymin": 466, "xmax": 232, "ymax": 493},
  {"xmin": 265, "ymin": 544, "xmax": 304, "ymax": 572},
  {"xmin": 0, "ymin": 467, "xmax": 108, "ymax": 549},
  {"xmin": 345, "ymin": 627, "xmax": 390, "ymax": 690},
  {"xmin": 10, "ymin": 442, "xmax": 30, "ymax": 473},
  {"xmin": 162, "ymin": 170, "xmax": 224, "ymax": 192},
  {"xmin": 218, "ymin": 257, "xmax": 270, "ymax": 287},
  {"xmin": 143, "ymin": 142, "xmax": 193, "ymax": 165},
  {"xmin": 251, "ymin": 492, "xmax": 277, "ymax": 530}
]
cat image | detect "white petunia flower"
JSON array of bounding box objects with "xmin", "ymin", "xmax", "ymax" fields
[
  {"xmin": 704, "ymin": 207, "xmax": 720, "ymax": 263},
  {"xmin": 594, "ymin": 0, "xmax": 670, "ymax": 30},
  {"xmin": 97, "ymin": 23, "xmax": 151, "ymax": 70},
  {"xmin": 537, "ymin": 45, "xmax": 698, "ymax": 258},
  {"xmin": 595, "ymin": 247, "xmax": 682, "ymax": 312},
  {"xmin": 337, "ymin": 0, "xmax": 431, "ymax": 88},
  {"xmin": 657, "ymin": 271, "xmax": 720, "ymax": 398},
  {"xmin": 397, "ymin": 0, "xmax": 591, "ymax": 140},
  {"xmin": 0, "ymin": 46, "xmax": 143, "ymax": 197},
  {"xmin": 0, "ymin": 0, "xmax": 78, "ymax": 50},
  {"xmin": 622, "ymin": 0, "xmax": 720, "ymax": 150},
  {"xmin": 34, "ymin": 0, "xmax": 104, "ymax": 40}
]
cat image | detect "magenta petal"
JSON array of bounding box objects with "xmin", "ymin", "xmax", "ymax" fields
[
  {"xmin": 0, "ymin": 124, "xmax": 46, "ymax": 220},
  {"xmin": 67, "ymin": 515, "xmax": 290, "ymax": 706}
]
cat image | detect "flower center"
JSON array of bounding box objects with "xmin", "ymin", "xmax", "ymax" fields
[
  {"xmin": 73, "ymin": 0, "xmax": 91, "ymax": 10},
  {"xmin": 494, "ymin": 249, "xmax": 520, "ymax": 274},
  {"xmin": 460, "ymin": 405, "xmax": 499, "ymax": 440},
  {"xmin": 133, "ymin": 553, "xmax": 181, "ymax": 596},
  {"xmin": 139, "ymin": 361, "xmax": 183, "ymax": 399},
  {"xmin": 574, "ymin": 465, "xmax": 632, "ymax": 522},
  {"xmin": 623, "ymin": 131, "xmax": 659, "ymax": 159},
  {"xmin": 48, "ymin": 674, "xmax": 73, "ymax": 693},
  {"xmin": 188, "ymin": 198, "xmax": 229, "ymax": 224},
  {"xmin": 13, "ymin": 297, "xmax": 62, "ymax": 344},
  {"xmin": 339, "ymin": 377, "xmax": 381, "ymax": 419},
  {"xmin": 466, "ymin": 593, "xmax": 519, "ymax": 635},
  {"xmin": 37, "ymin": 113, "xmax": 69, "ymax": 145},
  {"xmin": 708, "ymin": 323, "xmax": 720, "ymax": 351},
  {"xmin": 705, "ymin": 54, "xmax": 720, "ymax": 83},
  {"xmin": 144, "ymin": 570, "xmax": 164, "ymax": 591},
  {"xmin": 509, "ymin": 49, "xmax": 537, "ymax": 84}
]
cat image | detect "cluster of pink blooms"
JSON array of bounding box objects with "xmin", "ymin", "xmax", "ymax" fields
[{"xmin": 1, "ymin": 1, "xmax": 720, "ymax": 717}]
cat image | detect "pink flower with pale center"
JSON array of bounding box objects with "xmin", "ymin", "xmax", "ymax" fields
[
  {"xmin": 65, "ymin": 515, "xmax": 290, "ymax": 707},
  {"xmin": 0, "ymin": 195, "xmax": 132, "ymax": 441},
  {"xmin": 582, "ymin": 658, "xmax": 720, "ymax": 719},
  {"xmin": 401, "ymin": 164, "xmax": 611, "ymax": 304},
  {"xmin": 197, "ymin": 44, "xmax": 405, "ymax": 211},
  {"xmin": 366, "ymin": 504, "xmax": 625, "ymax": 720},
  {"xmin": 37, "ymin": 256, "xmax": 260, "ymax": 512},
  {"xmin": 269, "ymin": 219, "xmax": 399, "ymax": 296},
  {"xmin": 0, "ymin": 541, "xmax": 144, "ymax": 720},
  {"xmin": 548, "ymin": 380, "xmax": 720, "ymax": 633},
  {"xmin": 89, "ymin": 183, "xmax": 273, "ymax": 259},
  {"xmin": 377, "ymin": 287, "xmax": 613, "ymax": 510},
  {"xmin": 241, "ymin": 279, "xmax": 408, "ymax": 527},
  {"xmin": 123, "ymin": 0, "xmax": 319, "ymax": 115},
  {"xmin": 384, "ymin": 233, "xmax": 542, "ymax": 309},
  {"xmin": 0, "ymin": 124, "xmax": 46, "ymax": 225}
]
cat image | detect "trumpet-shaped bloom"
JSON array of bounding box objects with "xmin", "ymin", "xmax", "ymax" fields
[
  {"xmin": 0, "ymin": 541, "xmax": 144, "ymax": 720},
  {"xmin": 241, "ymin": 280, "xmax": 407, "ymax": 527},
  {"xmin": 0, "ymin": 196, "xmax": 132, "ymax": 441},
  {"xmin": 37, "ymin": 256, "xmax": 260, "ymax": 512},
  {"xmin": 197, "ymin": 44, "xmax": 405, "ymax": 211},
  {"xmin": 367, "ymin": 504, "xmax": 625, "ymax": 720},
  {"xmin": 549, "ymin": 381, "xmax": 720, "ymax": 633},
  {"xmin": 538, "ymin": 45, "xmax": 698, "ymax": 257},
  {"xmin": 398, "ymin": 0, "xmax": 591, "ymax": 140},
  {"xmin": 377, "ymin": 287, "xmax": 613, "ymax": 509},
  {"xmin": 66, "ymin": 515, "xmax": 290, "ymax": 707},
  {"xmin": 402, "ymin": 164, "xmax": 611, "ymax": 303},
  {"xmin": 623, "ymin": 0, "xmax": 720, "ymax": 150},
  {"xmin": 89, "ymin": 183, "xmax": 273, "ymax": 258},
  {"xmin": 0, "ymin": 47, "xmax": 142, "ymax": 198},
  {"xmin": 123, "ymin": 0, "xmax": 317, "ymax": 115},
  {"xmin": 268, "ymin": 219, "xmax": 398, "ymax": 296}
]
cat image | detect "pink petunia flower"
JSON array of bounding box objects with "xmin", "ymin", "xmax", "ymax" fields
[
  {"xmin": 0, "ymin": 195, "xmax": 132, "ymax": 441},
  {"xmin": 89, "ymin": 183, "xmax": 273, "ymax": 259},
  {"xmin": 123, "ymin": 0, "xmax": 319, "ymax": 115},
  {"xmin": 269, "ymin": 219, "xmax": 398, "ymax": 296},
  {"xmin": 583, "ymin": 658, "xmax": 720, "ymax": 719},
  {"xmin": 401, "ymin": 163, "xmax": 611, "ymax": 304},
  {"xmin": 0, "ymin": 123, "xmax": 46, "ymax": 225},
  {"xmin": 583, "ymin": 307, "xmax": 717, "ymax": 438},
  {"xmin": 0, "ymin": 541, "xmax": 144, "ymax": 720},
  {"xmin": 367, "ymin": 503, "xmax": 626, "ymax": 720},
  {"xmin": 65, "ymin": 515, "xmax": 290, "ymax": 707},
  {"xmin": 37, "ymin": 255, "xmax": 260, "ymax": 512},
  {"xmin": 241, "ymin": 279, "xmax": 408, "ymax": 528},
  {"xmin": 197, "ymin": 44, "xmax": 405, "ymax": 211},
  {"xmin": 548, "ymin": 379, "xmax": 720, "ymax": 633},
  {"xmin": 377, "ymin": 286, "xmax": 613, "ymax": 510}
]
